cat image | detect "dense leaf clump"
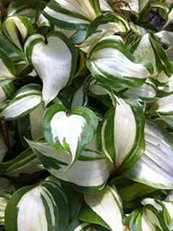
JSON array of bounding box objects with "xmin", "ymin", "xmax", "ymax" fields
[{"xmin": 0, "ymin": 0, "xmax": 173, "ymax": 230}]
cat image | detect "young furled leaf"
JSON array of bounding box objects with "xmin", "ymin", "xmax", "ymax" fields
[
  {"xmin": 43, "ymin": 104, "xmax": 98, "ymax": 164},
  {"xmin": 80, "ymin": 185, "xmax": 124, "ymax": 231},
  {"xmin": 3, "ymin": 16, "xmax": 34, "ymax": 50},
  {"xmin": 43, "ymin": 0, "xmax": 101, "ymax": 30},
  {"xmin": 25, "ymin": 32, "xmax": 77, "ymax": 106},
  {"xmin": 100, "ymin": 97, "xmax": 145, "ymax": 172},
  {"xmin": 5, "ymin": 178, "xmax": 69, "ymax": 231}
]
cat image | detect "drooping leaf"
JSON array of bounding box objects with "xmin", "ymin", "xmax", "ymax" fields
[
  {"xmin": 87, "ymin": 36, "xmax": 153, "ymax": 90},
  {"xmin": 25, "ymin": 32, "xmax": 78, "ymax": 105}
]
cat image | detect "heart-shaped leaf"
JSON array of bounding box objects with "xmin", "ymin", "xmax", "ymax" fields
[
  {"xmin": 25, "ymin": 32, "xmax": 77, "ymax": 106},
  {"xmin": 43, "ymin": 104, "xmax": 98, "ymax": 164}
]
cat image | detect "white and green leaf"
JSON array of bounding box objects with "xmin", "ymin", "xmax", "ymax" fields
[
  {"xmin": 25, "ymin": 32, "xmax": 77, "ymax": 106},
  {"xmin": 78, "ymin": 13, "xmax": 129, "ymax": 52},
  {"xmin": 0, "ymin": 48, "xmax": 16, "ymax": 79},
  {"xmin": 81, "ymin": 185, "xmax": 124, "ymax": 231},
  {"xmin": 27, "ymin": 139, "xmax": 113, "ymax": 190},
  {"xmin": 3, "ymin": 16, "xmax": 34, "ymax": 50},
  {"xmin": 0, "ymin": 84, "xmax": 42, "ymax": 120},
  {"xmin": 0, "ymin": 78, "xmax": 15, "ymax": 105},
  {"xmin": 124, "ymin": 122, "xmax": 173, "ymax": 189},
  {"xmin": 126, "ymin": 198, "xmax": 173, "ymax": 230},
  {"xmin": 43, "ymin": 104, "xmax": 98, "ymax": 164},
  {"xmin": 151, "ymin": 93, "xmax": 173, "ymax": 114},
  {"xmin": 123, "ymin": 79, "xmax": 157, "ymax": 101},
  {"xmin": 5, "ymin": 178, "xmax": 69, "ymax": 231},
  {"xmin": 87, "ymin": 36, "xmax": 152, "ymax": 89},
  {"xmin": 133, "ymin": 33, "xmax": 157, "ymax": 75},
  {"xmin": 100, "ymin": 97, "xmax": 145, "ymax": 172},
  {"xmin": 43, "ymin": 0, "xmax": 101, "ymax": 30}
]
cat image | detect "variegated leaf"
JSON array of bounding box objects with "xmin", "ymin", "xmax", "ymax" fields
[
  {"xmin": 26, "ymin": 139, "xmax": 113, "ymax": 190},
  {"xmin": 5, "ymin": 178, "xmax": 69, "ymax": 231},
  {"xmin": 0, "ymin": 78, "xmax": 15, "ymax": 105},
  {"xmin": 126, "ymin": 198, "xmax": 173, "ymax": 230},
  {"xmin": 43, "ymin": 0, "xmax": 101, "ymax": 30},
  {"xmin": 69, "ymin": 221, "xmax": 96, "ymax": 231},
  {"xmin": 0, "ymin": 84, "xmax": 42, "ymax": 120},
  {"xmin": 133, "ymin": 33, "xmax": 157, "ymax": 75},
  {"xmin": 3, "ymin": 16, "xmax": 34, "ymax": 50},
  {"xmin": 151, "ymin": 94, "xmax": 173, "ymax": 114},
  {"xmin": 124, "ymin": 80, "xmax": 156, "ymax": 101},
  {"xmin": 0, "ymin": 148, "xmax": 41, "ymax": 177},
  {"xmin": 43, "ymin": 104, "xmax": 98, "ymax": 164},
  {"xmin": 100, "ymin": 97, "xmax": 145, "ymax": 172},
  {"xmin": 25, "ymin": 32, "xmax": 77, "ymax": 105},
  {"xmin": 124, "ymin": 122, "xmax": 173, "ymax": 189},
  {"xmin": 78, "ymin": 13, "xmax": 128, "ymax": 52},
  {"xmin": 0, "ymin": 48, "xmax": 16, "ymax": 79},
  {"xmin": 0, "ymin": 192, "xmax": 11, "ymax": 226},
  {"xmin": 158, "ymin": 74, "xmax": 173, "ymax": 93},
  {"xmin": 82, "ymin": 185, "xmax": 124, "ymax": 231},
  {"xmin": 87, "ymin": 36, "xmax": 152, "ymax": 89}
]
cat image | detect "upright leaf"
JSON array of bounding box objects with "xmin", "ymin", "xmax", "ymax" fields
[
  {"xmin": 81, "ymin": 185, "xmax": 124, "ymax": 231},
  {"xmin": 5, "ymin": 178, "xmax": 69, "ymax": 231},
  {"xmin": 100, "ymin": 97, "xmax": 145, "ymax": 172}
]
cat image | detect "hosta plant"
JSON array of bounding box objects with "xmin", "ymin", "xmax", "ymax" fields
[{"xmin": 0, "ymin": 0, "xmax": 173, "ymax": 230}]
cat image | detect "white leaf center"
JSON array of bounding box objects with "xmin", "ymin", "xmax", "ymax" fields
[{"xmin": 51, "ymin": 111, "xmax": 86, "ymax": 161}]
